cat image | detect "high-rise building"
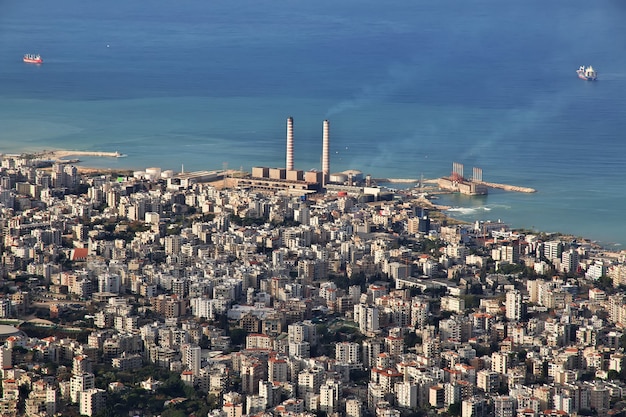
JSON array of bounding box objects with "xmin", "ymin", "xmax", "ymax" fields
[
  {"xmin": 362, "ymin": 339, "xmax": 383, "ymax": 369},
  {"xmin": 70, "ymin": 373, "xmax": 95, "ymax": 403},
  {"xmin": 320, "ymin": 379, "xmax": 341, "ymax": 413},
  {"xmin": 72, "ymin": 355, "xmax": 92, "ymax": 376},
  {"xmin": 494, "ymin": 396, "xmax": 516, "ymax": 417},
  {"xmin": 297, "ymin": 367, "xmax": 324, "ymax": 397},
  {"xmin": 98, "ymin": 273, "xmax": 120, "ymax": 294},
  {"xmin": 184, "ymin": 345, "xmax": 202, "ymax": 376},
  {"xmin": 395, "ymin": 381, "xmax": 418, "ymax": 409},
  {"xmin": 543, "ymin": 241, "xmax": 563, "ymax": 261},
  {"xmin": 354, "ymin": 304, "xmax": 379, "ymax": 335},
  {"xmin": 164, "ymin": 235, "xmax": 182, "ymax": 255},
  {"xmin": 462, "ymin": 398, "xmax": 488, "ymax": 417},
  {"xmin": 346, "ymin": 398, "xmax": 363, "ymax": 417},
  {"xmin": 562, "ymin": 249, "xmax": 580, "ymax": 273},
  {"xmin": 336, "ymin": 342, "xmax": 360, "ymax": 365},
  {"xmin": 268, "ymin": 356, "xmax": 288, "ymax": 382},
  {"xmin": 0, "ymin": 346, "xmax": 12, "ymax": 370},
  {"xmin": 79, "ymin": 388, "xmax": 106, "ymax": 417},
  {"xmin": 491, "ymin": 351, "xmax": 509, "ymax": 375},
  {"xmin": 505, "ymin": 289, "xmax": 524, "ymax": 321}
]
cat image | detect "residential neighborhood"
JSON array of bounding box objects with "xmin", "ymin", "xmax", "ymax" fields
[{"xmin": 1, "ymin": 154, "xmax": 626, "ymax": 417}]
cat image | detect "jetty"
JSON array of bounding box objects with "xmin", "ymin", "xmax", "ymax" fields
[
  {"xmin": 42, "ymin": 150, "xmax": 123, "ymax": 160},
  {"xmin": 476, "ymin": 181, "xmax": 536, "ymax": 193},
  {"xmin": 374, "ymin": 178, "xmax": 419, "ymax": 184},
  {"xmin": 26, "ymin": 150, "xmax": 125, "ymax": 165}
]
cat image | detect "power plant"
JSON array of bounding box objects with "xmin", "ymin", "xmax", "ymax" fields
[
  {"xmin": 239, "ymin": 117, "xmax": 371, "ymax": 196},
  {"xmin": 438, "ymin": 161, "xmax": 488, "ymax": 195}
]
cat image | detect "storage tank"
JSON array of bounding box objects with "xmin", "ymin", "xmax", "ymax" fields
[
  {"xmin": 343, "ymin": 169, "xmax": 363, "ymax": 183},
  {"xmin": 329, "ymin": 173, "xmax": 348, "ymax": 184},
  {"xmin": 145, "ymin": 167, "xmax": 162, "ymax": 179}
]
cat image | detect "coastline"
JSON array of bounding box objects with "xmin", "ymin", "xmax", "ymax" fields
[{"xmin": 2, "ymin": 149, "xmax": 623, "ymax": 251}]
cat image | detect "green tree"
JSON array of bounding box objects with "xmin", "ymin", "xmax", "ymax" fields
[
  {"xmin": 229, "ymin": 328, "xmax": 248, "ymax": 346},
  {"xmin": 595, "ymin": 275, "xmax": 614, "ymax": 292},
  {"xmin": 448, "ymin": 402, "xmax": 461, "ymax": 416}
]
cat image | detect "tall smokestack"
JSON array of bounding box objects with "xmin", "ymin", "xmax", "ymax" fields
[
  {"xmin": 322, "ymin": 119, "xmax": 330, "ymax": 184},
  {"xmin": 286, "ymin": 116, "xmax": 294, "ymax": 171}
]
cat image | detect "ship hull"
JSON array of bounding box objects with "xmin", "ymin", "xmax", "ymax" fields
[
  {"xmin": 23, "ymin": 55, "xmax": 43, "ymax": 64},
  {"xmin": 577, "ymin": 70, "xmax": 596, "ymax": 81}
]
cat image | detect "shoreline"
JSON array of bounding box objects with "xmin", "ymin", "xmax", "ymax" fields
[{"xmin": 5, "ymin": 149, "xmax": 622, "ymax": 249}]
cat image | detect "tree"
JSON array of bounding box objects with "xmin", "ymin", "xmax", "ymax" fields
[
  {"xmin": 595, "ymin": 275, "xmax": 614, "ymax": 292},
  {"xmin": 448, "ymin": 402, "xmax": 461, "ymax": 416},
  {"xmin": 404, "ymin": 331, "xmax": 421, "ymax": 349},
  {"xmin": 229, "ymin": 328, "xmax": 248, "ymax": 346}
]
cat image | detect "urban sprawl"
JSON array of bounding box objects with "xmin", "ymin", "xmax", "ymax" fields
[{"xmin": 1, "ymin": 154, "xmax": 626, "ymax": 417}]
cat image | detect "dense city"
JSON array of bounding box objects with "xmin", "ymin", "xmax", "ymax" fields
[{"xmin": 1, "ymin": 153, "xmax": 626, "ymax": 417}]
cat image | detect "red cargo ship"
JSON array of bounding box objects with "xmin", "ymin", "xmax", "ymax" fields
[{"xmin": 23, "ymin": 54, "xmax": 43, "ymax": 64}]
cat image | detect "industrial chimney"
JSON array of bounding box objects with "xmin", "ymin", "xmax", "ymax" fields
[
  {"xmin": 286, "ymin": 116, "xmax": 294, "ymax": 171},
  {"xmin": 322, "ymin": 119, "xmax": 330, "ymax": 185}
]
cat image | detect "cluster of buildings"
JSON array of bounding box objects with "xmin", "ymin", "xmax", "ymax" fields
[{"xmin": 1, "ymin": 151, "xmax": 626, "ymax": 417}]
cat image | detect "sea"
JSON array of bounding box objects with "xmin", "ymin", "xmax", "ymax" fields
[{"xmin": 1, "ymin": 0, "xmax": 626, "ymax": 247}]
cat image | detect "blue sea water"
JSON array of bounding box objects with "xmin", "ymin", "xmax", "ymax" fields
[{"xmin": 1, "ymin": 0, "xmax": 626, "ymax": 246}]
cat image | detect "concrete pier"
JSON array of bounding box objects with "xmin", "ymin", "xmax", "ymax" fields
[
  {"xmin": 476, "ymin": 181, "xmax": 536, "ymax": 193},
  {"xmin": 373, "ymin": 178, "xmax": 420, "ymax": 183},
  {"xmin": 37, "ymin": 150, "xmax": 123, "ymax": 161}
]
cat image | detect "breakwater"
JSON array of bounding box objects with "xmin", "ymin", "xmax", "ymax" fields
[
  {"xmin": 374, "ymin": 177, "xmax": 534, "ymax": 193},
  {"xmin": 374, "ymin": 178, "xmax": 419, "ymax": 183},
  {"xmin": 476, "ymin": 181, "xmax": 536, "ymax": 193},
  {"xmin": 42, "ymin": 150, "xmax": 122, "ymax": 160}
]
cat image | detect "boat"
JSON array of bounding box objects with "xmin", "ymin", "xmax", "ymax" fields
[
  {"xmin": 23, "ymin": 54, "xmax": 43, "ymax": 64},
  {"xmin": 577, "ymin": 65, "xmax": 597, "ymax": 81}
]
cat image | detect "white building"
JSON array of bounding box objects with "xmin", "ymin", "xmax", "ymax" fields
[
  {"xmin": 297, "ymin": 367, "xmax": 324, "ymax": 397},
  {"xmin": 395, "ymin": 381, "xmax": 418, "ymax": 409},
  {"xmin": 335, "ymin": 342, "xmax": 360, "ymax": 365},
  {"xmin": 319, "ymin": 380, "xmax": 341, "ymax": 413},
  {"xmin": 183, "ymin": 345, "xmax": 202, "ymax": 376},
  {"xmin": 354, "ymin": 304, "xmax": 380, "ymax": 335},
  {"xmin": 70, "ymin": 373, "xmax": 95, "ymax": 403},
  {"xmin": 79, "ymin": 388, "xmax": 106, "ymax": 417},
  {"xmin": 505, "ymin": 290, "xmax": 523, "ymax": 321},
  {"xmin": 491, "ymin": 352, "xmax": 509, "ymax": 375},
  {"xmin": 493, "ymin": 396, "xmax": 516, "ymax": 417},
  {"xmin": 477, "ymin": 369, "xmax": 499, "ymax": 392},
  {"xmin": 98, "ymin": 273, "xmax": 120, "ymax": 294},
  {"xmin": 268, "ymin": 356, "xmax": 288, "ymax": 382},
  {"xmin": 346, "ymin": 398, "xmax": 363, "ymax": 417},
  {"xmin": 462, "ymin": 398, "xmax": 488, "ymax": 417}
]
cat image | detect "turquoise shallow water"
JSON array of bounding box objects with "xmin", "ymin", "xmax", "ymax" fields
[{"xmin": 1, "ymin": 0, "xmax": 626, "ymax": 246}]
